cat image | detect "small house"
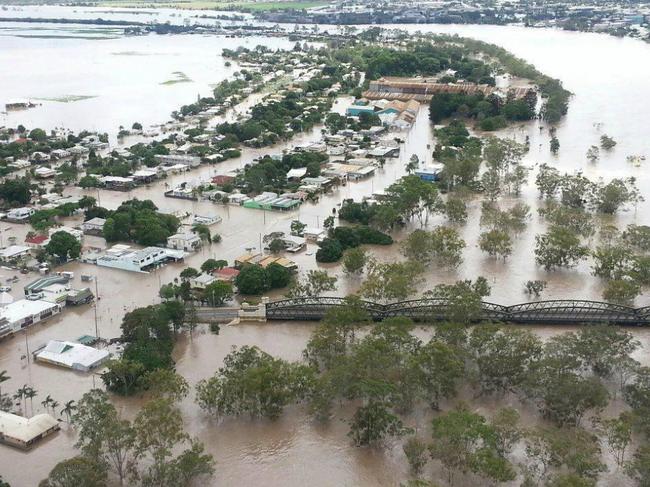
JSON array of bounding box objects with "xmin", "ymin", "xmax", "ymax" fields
[
  {"xmin": 34, "ymin": 167, "xmax": 56, "ymax": 179},
  {"xmin": 81, "ymin": 217, "xmax": 106, "ymax": 236},
  {"xmin": 6, "ymin": 207, "xmax": 34, "ymax": 222},
  {"xmin": 167, "ymin": 232, "xmax": 201, "ymax": 252},
  {"xmin": 0, "ymin": 245, "xmax": 31, "ymax": 262},
  {"xmin": 0, "ymin": 411, "xmax": 59, "ymax": 450},
  {"xmin": 190, "ymin": 273, "xmax": 217, "ymax": 289},
  {"xmin": 35, "ymin": 340, "xmax": 110, "ymax": 372},
  {"xmin": 213, "ymin": 267, "xmax": 240, "ymax": 282}
]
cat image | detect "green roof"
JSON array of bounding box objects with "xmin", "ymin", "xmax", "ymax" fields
[{"xmin": 24, "ymin": 276, "xmax": 68, "ymax": 294}]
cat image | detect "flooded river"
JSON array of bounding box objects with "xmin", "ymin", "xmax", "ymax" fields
[{"xmin": 1, "ymin": 12, "xmax": 650, "ymax": 486}]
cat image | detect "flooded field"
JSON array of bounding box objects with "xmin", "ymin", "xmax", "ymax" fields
[
  {"xmin": 0, "ymin": 24, "xmax": 293, "ymax": 139},
  {"xmin": 1, "ymin": 13, "xmax": 650, "ymax": 487}
]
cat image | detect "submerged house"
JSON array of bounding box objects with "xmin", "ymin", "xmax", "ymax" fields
[
  {"xmin": 0, "ymin": 411, "xmax": 59, "ymax": 450},
  {"xmin": 35, "ymin": 340, "xmax": 110, "ymax": 372},
  {"xmin": 93, "ymin": 245, "xmax": 184, "ymax": 273}
]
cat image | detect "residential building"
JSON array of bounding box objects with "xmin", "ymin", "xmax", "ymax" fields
[
  {"xmin": 81, "ymin": 217, "xmax": 106, "ymax": 236},
  {"xmin": 0, "ymin": 411, "xmax": 59, "ymax": 450},
  {"xmin": 34, "ymin": 167, "xmax": 56, "ymax": 179},
  {"xmin": 0, "ymin": 245, "xmax": 31, "ymax": 262},
  {"xmin": 415, "ymin": 164, "xmax": 444, "ymax": 182},
  {"xmin": 6, "ymin": 207, "xmax": 34, "ymax": 222},
  {"xmin": 167, "ymin": 232, "xmax": 201, "ymax": 252},
  {"xmin": 213, "ymin": 267, "xmax": 240, "ymax": 282},
  {"xmin": 190, "ymin": 273, "xmax": 217, "ymax": 289},
  {"xmin": 25, "ymin": 234, "xmax": 49, "ymax": 249},
  {"xmin": 35, "ymin": 340, "xmax": 110, "ymax": 372}
]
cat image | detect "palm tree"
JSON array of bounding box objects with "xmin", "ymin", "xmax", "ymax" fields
[
  {"xmin": 50, "ymin": 400, "xmax": 59, "ymax": 417},
  {"xmin": 60, "ymin": 400, "xmax": 76, "ymax": 423},
  {"xmin": 13, "ymin": 386, "xmax": 27, "ymax": 414},
  {"xmin": 0, "ymin": 370, "xmax": 9, "ymax": 398},
  {"xmin": 41, "ymin": 394, "xmax": 53, "ymax": 414},
  {"xmin": 24, "ymin": 387, "xmax": 37, "ymax": 417}
]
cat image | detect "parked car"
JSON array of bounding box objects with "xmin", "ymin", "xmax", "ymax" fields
[{"xmin": 0, "ymin": 286, "xmax": 10, "ymax": 292}]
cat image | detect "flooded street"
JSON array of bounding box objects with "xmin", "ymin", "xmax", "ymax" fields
[{"xmin": 1, "ymin": 14, "xmax": 650, "ymax": 486}]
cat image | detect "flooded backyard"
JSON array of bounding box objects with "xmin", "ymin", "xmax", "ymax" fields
[{"xmin": 1, "ymin": 13, "xmax": 650, "ymax": 487}]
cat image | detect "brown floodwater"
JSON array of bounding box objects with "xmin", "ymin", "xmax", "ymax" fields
[{"xmin": 2, "ymin": 20, "xmax": 650, "ymax": 487}]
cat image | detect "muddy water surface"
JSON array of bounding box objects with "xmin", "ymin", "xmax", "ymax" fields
[{"xmin": 1, "ymin": 18, "xmax": 650, "ymax": 487}]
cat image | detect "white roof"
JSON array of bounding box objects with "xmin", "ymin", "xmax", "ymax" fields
[
  {"xmin": 36, "ymin": 340, "xmax": 110, "ymax": 370},
  {"xmin": 168, "ymin": 232, "xmax": 200, "ymax": 242},
  {"xmin": 0, "ymin": 411, "xmax": 58, "ymax": 444},
  {"xmin": 0, "ymin": 245, "xmax": 30, "ymax": 259},
  {"xmin": 192, "ymin": 273, "xmax": 216, "ymax": 285},
  {"xmin": 303, "ymin": 227, "xmax": 325, "ymax": 236},
  {"xmin": 286, "ymin": 167, "xmax": 308, "ymax": 179},
  {"xmin": 41, "ymin": 283, "xmax": 69, "ymax": 294},
  {"xmin": 0, "ymin": 299, "xmax": 59, "ymax": 324},
  {"xmin": 0, "ymin": 292, "xmax": 14, "ymax": 305},
  {"xmin": 84, "ymin": 217, "xmax": 106, "ymax": 226}
]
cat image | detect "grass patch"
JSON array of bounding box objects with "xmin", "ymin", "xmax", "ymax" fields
[{"xmin": 160, "ymin": 71, "xmax": 193, "ymax": 85}]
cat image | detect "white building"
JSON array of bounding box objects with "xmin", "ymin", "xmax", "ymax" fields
[
  {"xmin": 6, "ymin": 207, "xmax": 34, "ymax": 222},
  {"xmin": 35, "ymin": 340, "xmax": 110, "ymax": 372},
  {"xmin": 0, "ymin": 245, "xmax": 31, "ymax": 261},
  {"xmin": 0, "ymin": 411, "xmax": 60, "ymax": 450},
  {"xmin": 167, "ymin": 232, "xmax": 201, "ymax": 252},
  {"xmin": 95, "ymin": 245, "xmax": 184, "ymax": 273},
  {"xmin": 81, "ymin": 217, "xmax": 106, "ymax": 235},
  {"xmin": 0, "ymin": 299, "xmax": 61, "ymax": 335},
  {"xmin": 34, "ymin": 167, "xmax": 56, "ymax": 179},
  {"xmin": 190, "ymin": 273, "xmax": 217, "ymax": 289}
]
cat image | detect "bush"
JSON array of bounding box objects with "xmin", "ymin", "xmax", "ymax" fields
[
  {"xmin": 234, "ymin": 265, "xmax": 270, "ymax": 295},
  {"xmin": 316, "ymin": 238, "xmax": 343, "ymax": 263}
]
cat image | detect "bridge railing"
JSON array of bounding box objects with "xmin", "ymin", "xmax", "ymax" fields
[{"xmin": 265, "ymin": 297, "xmax": 650, "ymax": 325}]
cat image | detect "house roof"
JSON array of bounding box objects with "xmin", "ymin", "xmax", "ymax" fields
[
  {"xmin": 0, "ymin": 411, "xmax": 59, "ymax": 445},
  {"xmin": 36, "ymin": 340, "xmax": 110, "ymax": 370},
  {"xmin": 214, "ymin": 267, "xmax": 239, "ymax": 277},
  {"xmin": 0, "ymin": 299, "xmax": 59, "ymax": 324},
  {"xmin": 192, "ymin": 273, "xmax": 216, "ymax": 285},
  {"xmin": 84, "ymin": 217, "xmax": 106, "ymax": 226},
  {"xmin": 0, "ymin": 245, "xmax": 31, "ymax": 259},
  {"xmin": 25, "ymin": 235, "xmax": 48, "ymax": 245}
]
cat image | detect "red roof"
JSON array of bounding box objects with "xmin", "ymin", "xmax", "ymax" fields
[
  {"xmin": 25, "ymin": 234, "xmax": 48, "ymax": 245},
  {"xmin": 214, "ymin": 267, "xmax": 239, "ymax": 277},
  {"xmin": 212, "ymin": 175, "xmax": 234, "ymax": 185}
]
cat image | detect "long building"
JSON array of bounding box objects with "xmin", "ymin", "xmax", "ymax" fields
[
  {"xmin": 0, "ymin": 411, "xmax": 59, "ymax": 450},
  {"xmin": 363, "ymin": 77, "xmax": 533, "ymax": 102}
]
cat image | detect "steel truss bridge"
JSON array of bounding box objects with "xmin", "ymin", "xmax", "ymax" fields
[{"xmin": 265, "ymin": 297, "xmax": 650, "ymax": 326}]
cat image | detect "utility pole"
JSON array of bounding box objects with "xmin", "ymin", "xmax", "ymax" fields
[
  {"xmin": 93, "ymin": 277, "xmax": 100, "ymax": 338},
  {"xmin": 24, "ymin": 327, "xmax": 30, "ymax": 363}
]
